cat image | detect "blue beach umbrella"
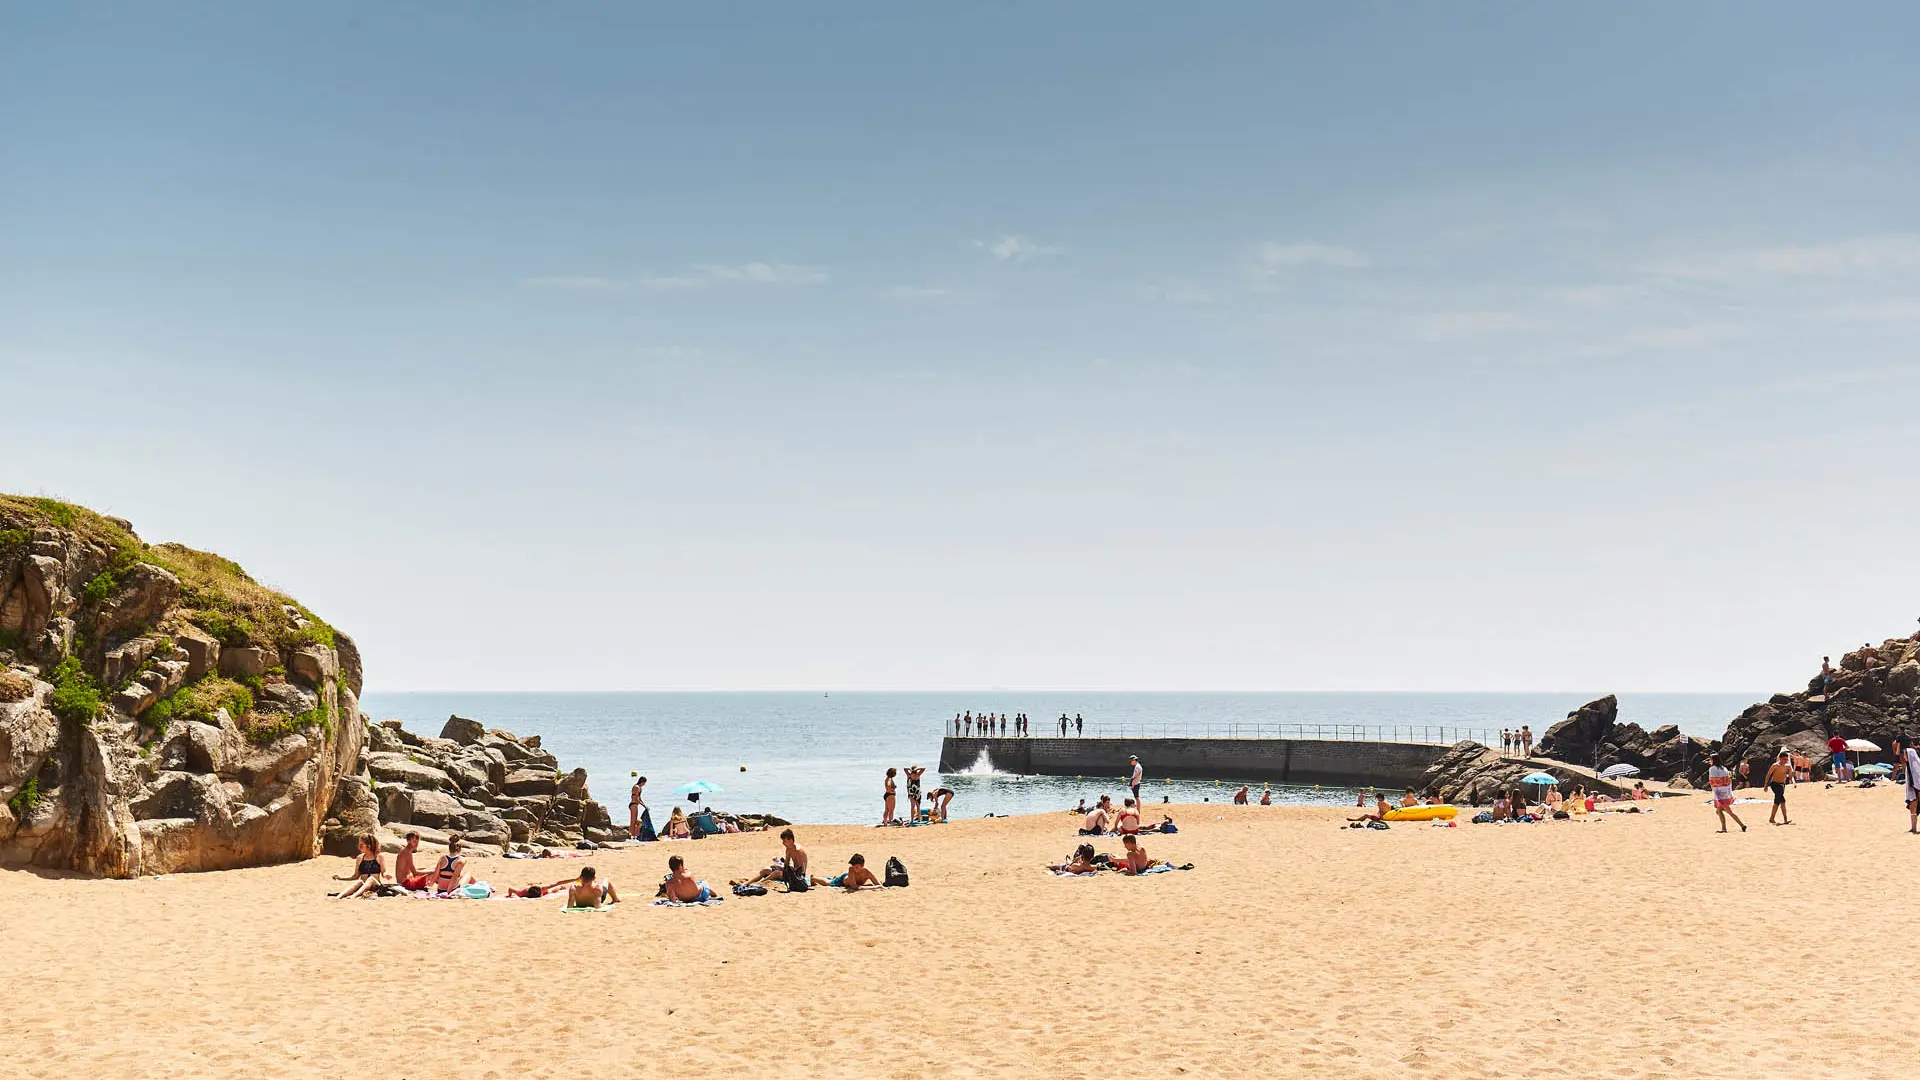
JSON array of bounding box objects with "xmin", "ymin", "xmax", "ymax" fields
[
  {"xmin": 674, "ymin": 780, "xmax": 725, "ymax": 795},
  {"xmin": 1856, "ymin": 763, "xmax": 1892, "ymax": 776},
  {"xmin": 1520, "ymin": 771, "xmax": 1558, "ymax": 787}
]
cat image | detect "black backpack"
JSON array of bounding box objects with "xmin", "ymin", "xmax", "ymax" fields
[{"xmin": 884, "ymin": 856, "xmax": 909, "ymax": 887}]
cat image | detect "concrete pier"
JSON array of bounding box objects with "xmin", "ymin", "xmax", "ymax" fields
[{"xmin": 939, "ymin": 736, "xmax": 1447, "ymax": 790}]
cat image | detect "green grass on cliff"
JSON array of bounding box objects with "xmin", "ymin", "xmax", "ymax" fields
[
  {"xmin": 144, "ymin": 675, "xmax": 255, "ymax": 732},
  {"xmin": 0, "ymin": 495, "xmax": 337, "ymax": 654}
]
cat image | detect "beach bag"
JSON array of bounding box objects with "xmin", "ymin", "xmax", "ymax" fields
[
  {"xmin": 458, "ymin": 881, "xmax": 493, "ymax": 899},
  {"xmin": 884, "ymin": 856, "xmax": 909, "ymax": 888},
  {"xmin": 732, "ymin": 883, "xmax": 767, "ymax": 897},
  {"xmin": 783, "ymin": 862, "xmax": 810, "ymax": 892},
  {"xmin": 1366, "ymin": 820, "xmax": 1390, "ymax": 830},
  {"xmin": 1471, "ymin": 811, "xmax": 1494, "ymax": 823},
  {"xmin": 637, "ymin": 807, "xmax": 657, "ymax": 842}
]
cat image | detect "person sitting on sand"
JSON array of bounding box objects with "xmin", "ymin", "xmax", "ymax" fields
[
  {"xmin": 1631, "ymin": 782, "xmax": 1649, "ymax": 800},
  {"xmin": 1081, "ymin": 798, "xmax": 1112, "ymax": 835},
  {"xmin": 665, "ymin": 806, "xmax": 692, "ymax": 839},
  {"xmin": 1347, "ymin": 794, "xmax": 1391, "ymax": 823},
  {"xmin": 332, "ymin": 834, "xmax": 386, "ymax": 899},
  {"xmin": 1050, "ymin": 843, "xmax": 1101, "ymax": 875},
  {"xmin": 1116, "ymin": 798, "xmax": 1141, "ymax": 835},
  {"xmin": 1400, "ymin": 788, "xmax": 1419, "ymax": 808},
  {"xmin": 735, "ymin": 828, "xmax": 811, "ymax": 890},
  {"xmin": 559, "ymin": 866, "xmax": 617, "ymax": 908},
  {"xmin": 812, "ymin": 853, "xmax": 883, "ymax": 891},
  {"xmin": 428, "ymin": 835, "xmax": 470, "ymax": 894},
  {"xmin": 394, "ymin": 831, "xmax": 431, "ymax": 891},
  {"xmin": 1073, "ymin": 799, "xmax": 1088, "ymax": 815},
  {"xmin": 1115, "ymin": 834, "xmax": 1152, "ymax": 875},
  {"xmin": 662, "ymin": 855, "xmax": 714, "ymax": 903}
]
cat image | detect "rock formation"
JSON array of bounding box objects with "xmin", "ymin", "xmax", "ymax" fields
[
  {"xmin": 0, "ymin": 496, "xmax": 365, "ymax": 876},
  {"xmin": 334, "ymin": 714, "xmax": 625, "ymax": 852},
  {"xmin": 1711, "ymin": 634, "xmax": 1920, "ymax": 786},
  {"xmin": 1417, "ymin": 741, "xmax": 1630, "ymax": 804},
  {"xmin": 1536, "ymin": 694, "xmax": 1711, "ymax": 779}
]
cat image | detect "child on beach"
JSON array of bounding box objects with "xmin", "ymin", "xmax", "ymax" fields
[
  {"xmin": 1707, "ymin": 756, "xmax": 1746, "ymax": 833},
  {"xmin": 812, "ymin": 853, "xmax": 883, "ymax": 891}
]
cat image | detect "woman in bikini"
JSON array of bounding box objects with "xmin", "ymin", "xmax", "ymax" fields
[
  {"xmin": 331, "ymin": 834, "xmax": 386, "ymax": 899},
  {"xmin": 882, "ymin": 767, "xmax": 898, "ymax": 826},
  {"xmin": 430, "ymin": 836, "xmax": 468, "ymax": 894}
]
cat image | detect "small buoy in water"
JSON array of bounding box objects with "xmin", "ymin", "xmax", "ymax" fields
[
  {"xmin": 630, "ymin": 771, "xmax": 637, "ymax": 777},
  {"xmin": 739, "ymin": 765, "xmax": 747, "ymax": 772}
]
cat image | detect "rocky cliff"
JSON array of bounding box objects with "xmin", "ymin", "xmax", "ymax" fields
[
  {"xmin": 1535, "ymin": 695, "xmax": 1712, "ymax": 779},
  {"xmin": 1712, "ymin": 634, "xmax": 1920, "ymax": 785},
  {"xmin": 0, "ymin": 496, "xmax": 365, "ymax": 876}
]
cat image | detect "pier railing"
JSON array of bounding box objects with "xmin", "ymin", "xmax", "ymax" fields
[{"xmin": 949, "ymin": 723, "xmax": 1501, "ymax": 746}]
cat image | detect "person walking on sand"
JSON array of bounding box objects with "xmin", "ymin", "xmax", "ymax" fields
[
  {"xmin": 1766, "ymin": 750, "xmax": 1794, "ymax": 825},
  {"xmin": 1707, "ymin": 756, "xmax": 1746, "ymax": 833},
  {"xmin": 1127, "ymin": 755, "xmax": 1144, "ymax": 806},
  {"xmin": 882, "ymin": 768, "xmax": 898, "ymax": 825}
]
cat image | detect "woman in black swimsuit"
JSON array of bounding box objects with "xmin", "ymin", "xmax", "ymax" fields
[
  {"xmin": 629, "ymin": 775, "xmax": 647, "ymax": 838},
  {"xmin": 331, "ymin": 834, "xmax": 385, "ymax": 899},
  {"xmin": 883, "ymin": 768, "xmax": 897, "ymax": 826}
]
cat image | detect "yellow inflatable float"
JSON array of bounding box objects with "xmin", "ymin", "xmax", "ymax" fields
[{"xmin": 1383, "ymin": 805, "xmax": 1458, "ymax": 821}]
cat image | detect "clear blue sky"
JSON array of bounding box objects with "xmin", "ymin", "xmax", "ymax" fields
[{"xmin": 4, "ymin": 4, "xmax": 1918, "ymax": 691}]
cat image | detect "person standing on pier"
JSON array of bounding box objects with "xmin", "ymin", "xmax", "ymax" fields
[
  {"xmin": 1059, "ymin": 713, "xmax": 1069, "ymax": 737},
  {"xmin": 1075, "ymin": 714, "xmax": 1083, "ymax": 736},
  {"xmin": 1128, "ymin": 755, "xmax": 1144, "ymax": 806},
  {"xmin": 1520, "ymin": 726, "xmax": 1534, "ymax": 758}
]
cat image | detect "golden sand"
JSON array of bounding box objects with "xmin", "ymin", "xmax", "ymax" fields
[{"xmin": 4, "ymin": 783, "xmax": 1910, "ymax": 1079}]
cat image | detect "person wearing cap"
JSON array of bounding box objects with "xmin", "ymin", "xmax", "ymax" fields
[{"xmin": 1127, "ymin": 755, "xmax": 1143, "ymax": 806}]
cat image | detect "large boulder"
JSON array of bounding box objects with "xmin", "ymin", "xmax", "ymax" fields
[
  {"xmin": 218, "ymin": 645, "xmax": 270, "ymax": 680},
  {"xmin": 94, "ymin": 563, "xmax": 180, "ymax": 640},
  {"xmin": 1537, "ymin": 696, "xmax": 1619, "ymax": 765},
  {"xmin": 440, "ymin": 715, "xmax": 486, "ymax": 745},
  {"xmin": 287, "ymin": 645, "xmax": 337, "ymax": 688},
  {"xmin": 404, "ymin": 788, "xmax": 470, "ymax": 830},
  {"xmin": 501, "ymin": 769, "xmax": 557, "ymax": 797}
]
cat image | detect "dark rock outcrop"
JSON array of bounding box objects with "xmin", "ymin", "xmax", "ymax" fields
[
  {"xmin": 1417, "ymin": 742, "xmax": 1629, "ymax": 804},
  {"xmin": 1538, "ymin": 694, "xmax": 1711, "ymax": 780},
  {"xmin": 1709, "ymin": 635, "xmax": 1920, "ymax": 786}
]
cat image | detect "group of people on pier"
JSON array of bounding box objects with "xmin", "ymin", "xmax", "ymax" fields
[{"xmin": 952, "ymin": 711, "xmax": 1085, "ymax": 737}]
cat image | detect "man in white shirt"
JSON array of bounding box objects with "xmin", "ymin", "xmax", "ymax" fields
[{"xmin": 1127, "ymin": 755, "xmax": 1143, "ymax": 806}]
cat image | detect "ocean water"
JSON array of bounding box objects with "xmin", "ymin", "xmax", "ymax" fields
[{"xmin": 357, "ymin": 691, "xmax": 1756, "ymax": 825}]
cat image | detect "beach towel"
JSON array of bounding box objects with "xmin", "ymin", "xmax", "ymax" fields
[
  {"xmin": 652, "ymin": 895, "xmax": 726, "ymax": 907},
  {"xmin": 1138, "ymin": 863, "xmax": 1186, "ymax": 874},
  {"xmin": 562, "ymin": 904, "xmax": 618, "ymax": 913},
  {"xmin": 1048, "ymin": 868, "xmax": 1100, "ymax": 877}
]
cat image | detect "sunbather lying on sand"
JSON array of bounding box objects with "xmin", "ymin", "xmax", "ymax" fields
[
  {"xmin": 507, "ymin": 878, "xmax": 578, "ymax": 898},
  {"xmin": 811, "ymin": 853, "xmax": 882, "ymax": 891}
]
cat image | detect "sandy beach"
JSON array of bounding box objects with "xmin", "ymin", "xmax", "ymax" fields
[{"xmin": 6, "ymin": 783, "xmax": 1912, "ymax": 1079}]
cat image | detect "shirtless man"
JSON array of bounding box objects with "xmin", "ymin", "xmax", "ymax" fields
[
  {"xmin": 811, "ymin": 853, "xmax": 882, "ymax": 891},
  {"xmin": 560, "ymin": 866, "xmax": 616, "ymax": 907},
  {"xmin": 1232, "ymin": 785, "xmax": 1249, "ymax": 805},
  {"xmin": 734, "ymin": 828, "xmax": 811, "ymax": 890},
  {"xmin": 1347, "ymin": 794, "xmax": 1392, "ymax": 823},
  {"xmin": 1115, "ymin": 798, "xmax": 1142, "ymax": 835},
  {"xmin": 394, "ymin": 831, "xmax": 431, "ymax": 891},
  {"xmin": 662, "ymin": 855, "xmax": 712, "ymax": 903},
  {"xmin": 1766, "ymin": 750, "xmax": 1794, "ymax": 825},
  {"xmin": 1081, "ymin": 797, "xmax": 1113, "ymax": 835},
  {"xmin": 1116, "ymin": 834, "xmax": 1152, "ymax": 875}
]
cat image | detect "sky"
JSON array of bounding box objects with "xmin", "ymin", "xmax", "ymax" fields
[{"xmin": 3, "ymin": 3, "xmax": 1919, "ymax": 692}]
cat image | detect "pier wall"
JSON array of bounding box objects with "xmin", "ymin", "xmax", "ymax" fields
[{"xmin": 939, "ymin": 736, "xmax": 1446, "ymax": 790}]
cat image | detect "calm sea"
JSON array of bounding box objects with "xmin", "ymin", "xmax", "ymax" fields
[{"xmin": 357, "ymin": 691, "xmax": 1755, "ymax": 825}]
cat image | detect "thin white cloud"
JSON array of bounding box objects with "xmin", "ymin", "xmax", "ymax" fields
[
  {"xmin": 522, "ymin": 262, "xmax": 827, "ymax": 293},
  {"xmin": 882, "ymin": 285, "xmax": 952, "ymax": 300},
  {"xmin": 1253, "ymin": 241, "xmax": 1370, "ymax": 270},
  {"xmin": 1418, "ymin": 311, "xmax": 1545, "ymax": 342},
  {"xmin": 975, "ymin": 234, "xmax": 1061, "ymax": 262},
  {"xmin": 1640, "ymin": 234, "xmax": 1920, "ymax": 282}
]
